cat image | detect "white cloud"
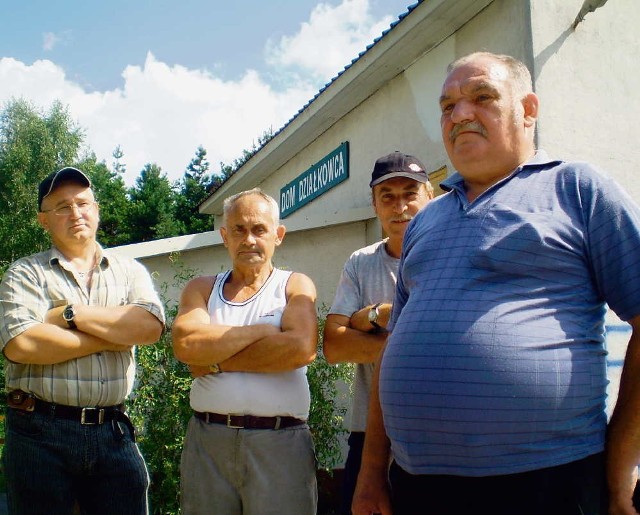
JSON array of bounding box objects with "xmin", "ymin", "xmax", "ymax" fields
[
  {"xmin": 0, "ymin": 0, "xmax": 393, "ymax": 186},
  {"xmin": 265, "ymin": 0, "xmax": 394, "ymax": 81},
  {"xmin": 0, "ymin": 54, "xmax": 315, "ymax": 185}
]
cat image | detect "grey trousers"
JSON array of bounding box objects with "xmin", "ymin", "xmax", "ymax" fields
[{"xmin": 180, "ymin": 416, "xmax": 318, "ymax": 515}]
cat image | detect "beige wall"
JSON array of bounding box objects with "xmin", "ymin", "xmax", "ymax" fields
[{"xmin": 530, "ymin": 0, "xmax": 640, "ymax": 199}]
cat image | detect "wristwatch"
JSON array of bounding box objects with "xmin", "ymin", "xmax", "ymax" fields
[
  {"xmin": 209, "ymin": 363, "xmax": 222, "ymax": 374},
  {"xmin": 63, "ymin": 304, "xmax": 77, "ymax": 329},
  {"xmin": 368, "ymin": 303, "xmax": 382, "ymax": 331}
]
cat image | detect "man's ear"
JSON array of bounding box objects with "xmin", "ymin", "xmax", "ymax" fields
[
  {"xmin": 220, "ymin": 227, "xmax": 228, "ymax": 248},
  {"xmin": 275, "ymin": 224, "xmax": 286, "ymax": 246},
  {"xmin": 522, "ymin": 92, "xmax": 539, "ymax": 128},
  {"xmin": 37, "ymin": 212, "xmax": 49, "ymax": 232}
]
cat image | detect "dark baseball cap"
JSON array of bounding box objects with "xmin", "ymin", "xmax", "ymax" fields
[
  {"xmin": 38, "ymin": 167, "xmax": 92, "ymax": 210},
  {"xmin": 369, "ymin": 151, "xmax": 430, "ymax": 187}
]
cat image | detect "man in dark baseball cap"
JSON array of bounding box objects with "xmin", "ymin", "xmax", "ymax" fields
[
  {"xmin": 38, "ymin": 166, "xmax": 92, "ymax": 210},
  {"xmin": 369, "ymin": 151, "xmax": 431, "ymax": 187},
  {"xmin": 0, "ymin": 164, "xmax": 165, "ymax": 514},
  {"xmin": 324, "ymin": 150, "xmax": 433, "ymax": 515}
]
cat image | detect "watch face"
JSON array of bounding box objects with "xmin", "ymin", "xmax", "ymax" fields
[
  {"xmin": 368, "ymin": 305, "xmax": 379, "ymax": 323},
  {"xmin": 63, "ymin": 305, "xmax": 75, "ymax": 321},
  {"xmin": 63, "ymin": 305, "xmax": 77, "ymax": 329}
]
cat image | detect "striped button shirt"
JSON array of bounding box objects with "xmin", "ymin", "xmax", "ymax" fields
[{"xmin": 0, "ymin": 245, "xmax": 165, "ymax": 407}]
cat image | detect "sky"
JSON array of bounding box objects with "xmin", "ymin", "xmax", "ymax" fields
[{"xmin": 0, "ymin": 0, "xmax": 415, "ymax": 185}]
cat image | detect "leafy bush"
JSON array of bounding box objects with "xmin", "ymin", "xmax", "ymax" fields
[
  {"xmin": 128, "ymin": 254, "xmax": 194, "ymax": 514},
  {"xmin": 128, "ymin": 254, "xmax": 353, "ymax": 514}
]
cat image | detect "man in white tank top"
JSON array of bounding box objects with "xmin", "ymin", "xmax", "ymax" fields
[{"xmin": 173, "ymin": 188, "xmax": 318, "ymax": 515}]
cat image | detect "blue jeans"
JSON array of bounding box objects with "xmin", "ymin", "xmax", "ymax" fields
[{"xmin": 3, "ymin": 407, "xmax": 150, "ymax": 515}]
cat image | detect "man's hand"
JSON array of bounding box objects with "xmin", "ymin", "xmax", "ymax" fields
[
  {"xmin": 607, "ymin": 315, "xmax": 640, "ymax": 515},
  {"xmin": 351, "ymin": 469, "xmax": 393, "ymax": 515}
]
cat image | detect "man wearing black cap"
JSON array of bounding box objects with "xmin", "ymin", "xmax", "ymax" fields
[
  {"xmin": 0, "ymin": 167, "xmax": 165, "ymax": 514},
  {"xmin": 323, "ymin": 151, "xmax": 433, "ymax": 515}
]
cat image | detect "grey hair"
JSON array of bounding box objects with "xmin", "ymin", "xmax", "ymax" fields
[
  {"xmin": 222, "ymin": 188, "xmax": 280, "ymax": 227},
  {"xmin": 447, "ymin": 52, "xmax": 533, "ymax": 98}
]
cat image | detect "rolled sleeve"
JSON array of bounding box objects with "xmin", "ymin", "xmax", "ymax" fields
[
  {"xmin": 126, "ymin": 259, "xmax": 166, "ymax": 327},
  {"xmin": 0, "ymin": 261, "xmax": 49, "ymax": 347}
]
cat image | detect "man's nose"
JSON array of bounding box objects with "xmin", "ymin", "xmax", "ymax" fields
[
  {"xmin": 69, "ymin": 204, "xmax": 83, "ymax": 218},
  {"xmin": 451, "ymin": 99, "xmax": 475, "ymax": 124},
  {"xmin": 392, "ymin": 199, "xmax": 407, "ymax": 213}
]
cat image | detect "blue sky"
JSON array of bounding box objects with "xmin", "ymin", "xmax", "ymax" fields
[{"xmin": 0, "ymin": 0, "xmax": 414, "ymax": 184}]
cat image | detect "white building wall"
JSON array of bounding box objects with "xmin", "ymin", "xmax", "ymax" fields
[{"xmin": 530, "ymin": 0, "xmax": 640, "ymax": 200}]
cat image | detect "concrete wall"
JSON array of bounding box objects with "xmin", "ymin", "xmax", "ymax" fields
[{"xmin": 530, "ymin": 0, "xmax": 640, "ymax": 200}]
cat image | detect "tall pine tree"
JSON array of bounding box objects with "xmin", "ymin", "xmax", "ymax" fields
[
  {"xmin": 128, "ymin": 163, "xmax": 181, "ymax": 242},
  {"xmin": 174, "ymin": 146, "xmax": 214, "ymax": 235}
]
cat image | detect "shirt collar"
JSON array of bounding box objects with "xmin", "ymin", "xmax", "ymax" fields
[
  {"xmin": 440, "ymin": 150, "xmax": 561, "ymax": 192},
  {"xmin": 48, "ymin": 243, "xmax": 108, "ymax": 268}
]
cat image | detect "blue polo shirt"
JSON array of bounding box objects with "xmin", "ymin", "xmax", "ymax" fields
[{"xmin": 381, "ymin": 152, "xmax": 640, "ymax": 476}]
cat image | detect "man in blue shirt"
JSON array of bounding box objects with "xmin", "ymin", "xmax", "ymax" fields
[{"xmin": 352, "ymin": 52, "xmax": 640, "ymax": 515}]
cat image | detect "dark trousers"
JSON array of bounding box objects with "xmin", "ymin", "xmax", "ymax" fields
[
  {"xmin": 4, "ymin": 408, "xmax": 149, "ymax": 515},
  {"xmin": 339, "ymin": 431, "xmax": 365, "ymax": 515},
  {"xmin": 389, "ymin": 452, "xmax": 607, "ymax": 515}
]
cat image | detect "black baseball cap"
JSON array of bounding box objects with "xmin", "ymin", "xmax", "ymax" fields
[
  {"xmin": 369, "ymin": 151, "xmax": 430, "ymax": 188},
  {"xmin": 38, "ymin": 167, "xmax": 92, "ymax": 210}
]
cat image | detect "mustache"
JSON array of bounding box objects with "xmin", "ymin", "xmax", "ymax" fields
[
  {"xmin": 449, "ymin": 121, "xmax": 487, "ymax": 142},
  {"xmin": 390, "ymin": 214, "xmax": 413, "ymax": 223}
]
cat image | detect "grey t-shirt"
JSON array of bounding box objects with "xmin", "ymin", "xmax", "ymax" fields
[{"xmin": 328, "ymin": 239, "xmax": 399, "ymax": 432}]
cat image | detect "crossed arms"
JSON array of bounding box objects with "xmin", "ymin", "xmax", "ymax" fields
[{"xmin": 172, "ymin": 273, "xmax": 318, "ymax": 373}]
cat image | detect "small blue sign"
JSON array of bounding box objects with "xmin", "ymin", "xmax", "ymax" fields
[{"xmin": 280, "ymin": 142, "xmax": 349, "ymax": 218}]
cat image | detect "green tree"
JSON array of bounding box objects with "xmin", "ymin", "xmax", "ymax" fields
[
  {"xmin": 79, "ymin": 152, "xmax": 133, "ymax": 247},
  {"xmin": 128, "ymin": 163, "xmax": 181, "ymax": 242},
  {"xmin": 0, "ymin": 98, "xmax": 83, "ymax": 270},
  {"xmin": 174, "ymin": 146, "xmax": 213, "ymax": 235},
  {"xmin": 208, "ymin": 128, "xmax": 274, "ymax": 197}
]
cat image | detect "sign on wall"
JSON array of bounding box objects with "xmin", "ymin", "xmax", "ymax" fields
[{"xmin": 279, "ymin": 142, "xmax": 349, "ymax": 218}]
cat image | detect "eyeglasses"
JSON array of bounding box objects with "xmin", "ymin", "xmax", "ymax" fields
[{"xmin": 41, "ymin": 201, "xmax": 97, "ymax": 217}]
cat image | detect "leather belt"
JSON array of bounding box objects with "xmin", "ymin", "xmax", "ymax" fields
[
  {"xmin": 8, "ymin": 391, "xmax": 125, "ymax": 425},
  {"xmin": 35, "ymin": 400, "xmax": 126, "ymax": 425},
  {"xmin": 194, "ymin": 411, "xmax": 306, "ymax": 430}
]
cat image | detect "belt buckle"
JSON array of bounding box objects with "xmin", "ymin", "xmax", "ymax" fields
[
  {"xmin": 226, "ymin": 414, "xmax": 244, "ymax": 429},
  {"xmin": 81, "ymin": 407, "xmax": 105, "ymax": 425}
]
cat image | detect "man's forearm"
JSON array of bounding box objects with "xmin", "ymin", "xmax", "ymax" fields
[
  {"xmin": 607, "ymin": 316, "xmax": 640, "ymax": 514},
  {"xmin": 4, "ymin": 324, "xmax": 131, "ymax": 365},
  {"xmin": 47, "ymin": 304, "xmax": 163, "ymax": 346}
]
